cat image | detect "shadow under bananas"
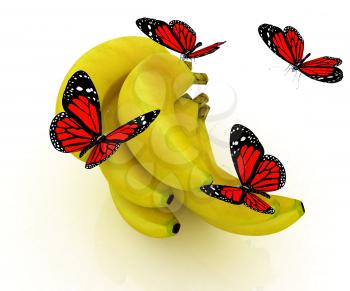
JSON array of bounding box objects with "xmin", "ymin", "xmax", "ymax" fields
[{"xmin": 95, "ymin": 196, "xmax": 272, "ymax": 291}]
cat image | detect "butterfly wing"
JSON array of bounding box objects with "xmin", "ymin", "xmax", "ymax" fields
[
  {"xmin": 284, "ymin": 26, "xmax": 304, "ymax": 64},
  {"xmin": 250, "ymin": 155, "xmax": 286, "ymax": 192},
  {"xmin": 258, "ymin": 24, "xmax": 299, "ymax": 65},
  {"xmin": 62, "ymin": 70, "xmax": 101, "ymax": 136},
  {"xmin": 49, "ymin": 112, "xmax": 94, "ymax": 153},
  {"xmin": 105, "ymin": 110, "xmax": 160, "ymax": 143},
  {"xmin": 169, "ymin": 20, "xmax": 197, "ymax": 52},
  {"xmin": 230, "ymin": 124, "xmax": 264, "ymax": 185},
  {"xmin": 300, "ymin": 56, "xmax": 343, "ymax": 83},
  {"xmin": 187, "ymin": 42, "xmax": 226, "ymax": 59},
  {"xmin": 136, "ymin": 17, "xmax": 185, "ymax": 54},
  {"xmin": 200, "ymin": 185, "xmax": 245, "ymax": 204},
  {"xmin": 85, "ymin": 110, "xmax": 160, "ymax": 169},
  {"xmin": 50, "ymin": 71, "xmax": 101, "ymax": 153},
  {"xmin": 85, "ymin": 142, "xmax": 120, "ymax": 169},
  {"xmin": 244, "ymin": 193, "xmax": 275, "ymax": 214}
]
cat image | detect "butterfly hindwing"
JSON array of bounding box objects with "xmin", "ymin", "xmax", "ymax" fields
[
  {"xmin": 169, "ymin": 20, "xmax": 197, "ymax": 52},
  {"xmin": 62, "ymin": 70, "xmax": 101, "ymax": 136},
  {"xmin": 244, "ymin": 193, "xmax": 275, "ymax": 214},
  {"xmin": 200, "ymin": 185, "xmax": 245, "ymax": 204},
  {"xmin": 250, "ymin": 155, "xmax": 286, "ymax": 192},
  {"xmin": 200, "ymin": 185, "xmax": 275, "ymax": 214},
  {"xmin": 230, "ymin": 124, "xmax": 264, "ymax": 185},
  {"xmin": 85, "ymin": 142, "xmax": 120, "ymax": 169}
]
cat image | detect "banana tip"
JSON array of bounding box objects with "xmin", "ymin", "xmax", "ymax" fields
[
  {"xmin": 167, "ymin": 194, "xmax": 175, "ymax": 205},
  {"xmin": 172, "ymin": 223, "xmax": 181, "ymax": 234},
  {"xmin": 300, "ymin": 201, "xmax": 305, "ymax": 214}
]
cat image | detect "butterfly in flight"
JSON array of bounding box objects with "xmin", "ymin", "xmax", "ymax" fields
[
  {"xmin": 201, "ymin": 124, "xmax": 287, "ymax": 214},
  {"xmin": 136, "ymin": 17, "xmax": 226, "ymax": 60},
  {"xmin": 258, "ymin": 24, "xmax": 343, "ymax": 83},
  {"xmin": 49, "ymin": 70, "xmax": 160, "ymax": 169}
]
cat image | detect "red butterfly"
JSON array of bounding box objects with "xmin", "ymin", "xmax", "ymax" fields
[
  {"xmin": 201, "ymin": 124, "xmax": 286, "ymax": 214},
  {"xmin": 49, "ymin": 70, "xmax": 160, "ymax": 169},
  {"xmin": 136, "ymin": 17, "xmax": 225, "ymax": 59},
  {"xmin": 258, "ymin": 24, "xmax": 343, "ymax": 83}
]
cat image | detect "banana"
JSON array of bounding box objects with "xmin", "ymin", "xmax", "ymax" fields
[
  {"xmin": 118, "ymin": 53, "xmax": 212, "ymax": 191},
  {"xmin": 100, "ymin": 161, "xmax": 174, "ymax": 208},
  {"xmin": 110, "ymin": 185, "xmax": 180, "ymax": 238},
  {"xmin": 54, "ymin": 37, "xmax": 174, "ymax": 208},
  {"xmin": 174, "ymin": 96, "xmax": 305, "ymax": 235},
  {"xmin": 54, "ymin": 37, "xmax": 304, "ymax": 237}
]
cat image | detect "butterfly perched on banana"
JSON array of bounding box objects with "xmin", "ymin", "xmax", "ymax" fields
[
  {"xmin": 50, "ymin": 70, "xmax": 160, "ymax": 169},
  {"xmin": 201, "ymin": 124, "xmax": 287, "ymax": 214}
]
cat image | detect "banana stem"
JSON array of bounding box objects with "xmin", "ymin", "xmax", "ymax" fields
[
  {"xmin": 193, "ymin": 93, "xmax": 209, "ymax": 104},
  {"xmin": 184, "ymin": 61, "xmax": 192, "ymax": 70},
  {"xmin": 181, "ymin": 93, "xmax": 193, "ymax": 100},
  {"xmin": 199, "ymin": 104, "xmax": 210, "ymax": 120},
  {"xmin": 193, "ymin": 73, "xmax": 208, "ymax": 85}
]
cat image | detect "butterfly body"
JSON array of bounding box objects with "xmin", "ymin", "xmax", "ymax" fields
[
  {"xmin": 78, "ymin": 133, "xmax": 106, "ymax": 158},
  {"xmin": 201, "ymin": 124, "xmax": 286, "ymax": 214},
  {"xmin": 258, "ymin": 23, "xmax": 343, "ymax": 83},
  {"xmin": 241, "ymin": 185, "xmax": 251, "ymax": 192},
  {"xmin": 182, "ymin": 42, "xmax": 202, "ymax": 59},
  {"xmin": 50, "ymin": 70, "xmax": 160, "ymax": 169},
  {"xmin": 292, "ymin": 52, "xmax": 311, "ymax": 71},
  {"xmin": 136, "ymin": 17, "xmax": 225, "ymax": 60}
]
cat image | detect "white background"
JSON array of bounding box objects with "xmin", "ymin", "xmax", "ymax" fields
[{"xmin": 1, "ymin": 0, "xmax": 349, "ymax": 290}]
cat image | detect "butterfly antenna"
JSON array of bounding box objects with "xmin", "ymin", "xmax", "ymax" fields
[
  {"xmin": 296, "ymin": 72, "xmax": 302, "ymax": 90},
  {"xmin": 292, "ymin": 71, "xmax": 298, "ymax": 82},
  {"xmin": 284, "ymin": 65, "xmax": 292, "ymax": 76},
  {"xmin": 268, "ymin": 65, "xmax": 286, "ymax": 71}
]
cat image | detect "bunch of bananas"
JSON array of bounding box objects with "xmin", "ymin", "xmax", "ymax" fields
[{"xmin": 55, "ymin": 37, "xmax": 304, "ymax": 238}]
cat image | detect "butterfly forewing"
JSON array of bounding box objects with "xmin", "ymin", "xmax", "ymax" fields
[
  {"xmin": 187, "ymin": 42, "xmax": 225, "ymax": 59},
  {"xmin": 136, "ymin": 18, "xmax": 184, "ymax": 53},
  {"xmin": 230, "ymin": 124, "xmax": 264, "ymax": 185},
  {"xmin": 258, "ymin": 24, "xmax": 295, "ymax": 65},
  {"xmin": 284, "ymin": 26, "xmax": 304, "ymax": 64},
  {"xmin": 300, "ymin": 56, "xmax": 343, "ymax": 83},
  {"xmin": 62, "ymin": 70, "xmax": 101, "ymax": 136},
  {"xmin": 302, "ymin": 56, "xmax": 342, "ymax": 67},
  {"xmin": 50, "ymin": 112, "xmax": 94, "ymax": 153},
  {"xmin": 105, "ymin": 110, "xmax": 160, "ymax": 142}
]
